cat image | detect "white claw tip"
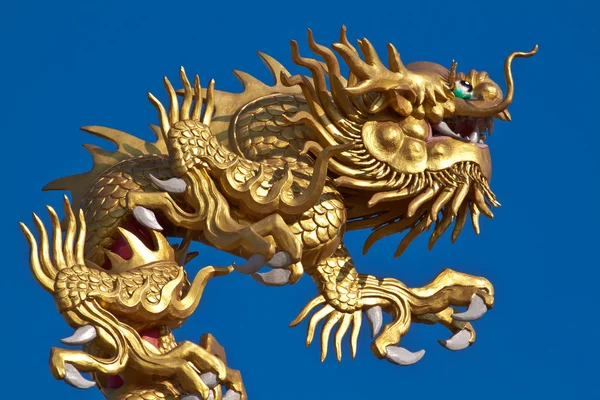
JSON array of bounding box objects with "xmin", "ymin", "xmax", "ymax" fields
[
  {"xmin": 132, "ymin": 206, "xmax": 163, "ymax": 231},
  {"xmin": 384, "ymin": 346, "xmax": 425, "ymax": 366},
  {"xmin": 223, "ymin": 390, "xmax": 241, "ymax": 400},
  {"xmin": 439, "ymin": 329, "xmax": 471, "ymax": 351},
  {"xmin": 181, "ymin": 395, "xmax": 205, "ymax": 400},
  {"xmin": 233, "ymin": 253, "xmax": 265, "ymax": 274},
  {"xmin": 61, "ymin": 325, "xmax": 98, "ymax": 346},
  {"xmin": 366, "ymin": 306, "xmax": 383, "ymax": 337},
  {"xmin": 200, "ymin": 372, "xmax": 219, "ymax": 389},
  {"xmin": 452, "ymin": 295, "xmax": 487, "ymax": 322},
  {"xmin": 150, "ymin": 174, "xmax": 187, "ymax": 194},
  {"xmin": 266, "ymin": 251, "xmax": 291, "ymax": 268},
  {"xmin": 64, "ymin": 363, "xmax": 96, "ymax": 389},
  {"xmin": 252, "ymin": 269, "xmax": 291, "ymax": 287}
]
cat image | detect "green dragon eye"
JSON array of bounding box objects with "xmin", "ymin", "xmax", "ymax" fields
[{"xmin": 454, "ymin": 80, "xmax": 474, "ymax": 99}]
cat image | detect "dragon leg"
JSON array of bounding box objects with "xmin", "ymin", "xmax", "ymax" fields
[
  {"xmin": 293, "ymin": 244, "xmax": 494, "ymax": 364},
  {"xmin": 127, "ymin": 167, "xmax": 301, "ymax": 263},
  {"xmin": 289, "ymin": 187, "xmax": 494, "ymax": 364}
]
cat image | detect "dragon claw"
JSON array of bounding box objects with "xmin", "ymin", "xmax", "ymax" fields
[
  {"xmin": 63, "ymin": 363, "xmax": 96, "ymax": 389},
  {"xmin": 132, "ymin": 206, "xmax": 163, "ymax": 231},
  {"xmin": 223, "ymin": 390, "xmax": 241, "ymax": 400},
  {"xmin": 149, "ymin": 174, "xmax": 187, "ymax": 193},
  {"xmin": 181, "ymin": 394, "xmax": 213, "ymax": 400},
  {"xmin": 234, "ymin": 251, "xmax": 291, "ymax": 275},
  {"xmin": 452, "ymin": 295, "xmax": 487, "ymax": 321},
  {"xmin": 200, "ymin": 372, "xmax": 219, "ymax": 389},
  {"xmin": 252, "ymin": 269, "xmax": 291, "ymax": 286},
  {"xmin": 266, "ymin": 251, "xmax": 291, "ymax": 268},
  {"xmin": 61, "ymin": 325, "xmax": 97, "ymax": 346},
  {"xmin": 384, "ymin": 346, "xmax": 425, "ymax": 366},
  {"xmin": 366, "ymin": 306, "xmax": 383, "ymax": 337},
  {"xmin": 438, "ymin": 329, "xmax": 471, "ymax": 351},
  {"xmin": 233, "ymin": 254, "xmax": 266, "ymax": 274}
]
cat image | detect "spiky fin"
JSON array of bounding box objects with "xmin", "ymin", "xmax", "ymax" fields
[
  {"xmin": 43, "ymin": 52, "xmax": 304, "ymax": 210},
  {"xmin": 43, "ymin": 126, "xmax": 168, "ymax": 211}
]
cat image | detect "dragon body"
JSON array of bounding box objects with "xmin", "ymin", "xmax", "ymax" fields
[{"xmin": 23, "ymin": 27, "xmax": 537, "ymax": 399}]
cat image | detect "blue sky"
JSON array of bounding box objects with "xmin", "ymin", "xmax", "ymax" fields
[{"xmin": 2, "ymin": 0, "xmax": 598, "ymax": 398}]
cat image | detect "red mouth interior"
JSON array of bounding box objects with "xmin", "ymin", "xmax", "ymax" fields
[{"xmin": 447, "ymin": 119, "xmax": 476, "ymax": 138}]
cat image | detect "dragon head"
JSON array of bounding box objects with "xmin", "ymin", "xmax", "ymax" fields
[{"xmin": 283, "ymin": 27, "xmax": 537, "ymax": 256}]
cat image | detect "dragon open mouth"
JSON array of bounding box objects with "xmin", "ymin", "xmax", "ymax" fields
[{"xmin": 430, "ymin": 116, "xmax": 493, "ymax": 148}]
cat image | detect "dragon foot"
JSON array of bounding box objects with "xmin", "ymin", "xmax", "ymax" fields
[{"xmin": 294, "ymin": 264, "xmax": 493, "ymax": 366}]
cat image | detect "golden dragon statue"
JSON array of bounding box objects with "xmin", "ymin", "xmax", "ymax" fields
[{"xmin": 21, "ymin": 26, "xmax": 537, "ymax": 399}]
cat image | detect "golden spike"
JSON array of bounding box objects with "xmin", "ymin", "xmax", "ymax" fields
[
  {"xmin": 191, "ymin": 75, "xmax": 202, "ymax": 121},
  {"xmin": 448, "ymin": 60, "xmax": 458, "ymax": 90},
  {"xmin": 387, "ymin": 43, "xmax": 406, "ymax": 73},
  {"xmin": 76, "ymin": 209, "xmax": 86, "ymax": 265},
  {"xmin": 333, "ymin": 37, "xmax": 407, "ymax": 95},
  {"xmin": 320, "ymin": 313, "xmax": 342, "ymax": 361},
  {"xmin": 430, "ymin": 187, "xmax": 456, "ymax": 221},
  {"xmin": 306, "ymin": 29, "xmax": 361, "ymax": 120},
  {"xmin": 163, "ymin": 76, "xmax": 179, "ymax": 125},
  {"xmin": 339, "ymin": 25, "xmax": 357, "ymax": 53},
  {"xmin": 357, "ymin": 38, "xmax": 384, "ymax": 68},
  {"xmin": 473, "ymin": 186, "xmax": 494, "ymax": 219},
  {"xmin": 257, "ymin": 51, "xmax": 291, "ymax": 85},
  {"xmin": 367, "ymin": 188, "xmax": 412, "ymax": 208},
  {"xmin": 62, "ymin": 196, "xmax": 76, "ymax": 267},
  {"xmin": 306, "ymin": 305, "xmax": 335, "ymax": 346},
  {"xmin": 289, "ymin": 39, "xmax": 358, "ymax": 136},
  {"xmin": 428, "ymin": 209, "xmax": 454, "ymax": 251},
  {"xmin": 450, "ymin": 182, "xmax": 470, "ymax": 216},
  {"xmin": 395, "ymin": 215, "xmax": 432, "ymax": 258},
  {"xmin": 179, "ymin": 67, "xmax": 193, "ymax": 120},
  {"xmin": 335, "ymin": 314, "xmax": 352, "ymax": 361},
  {"xmin": 290, "ymin": 295, "xmax": 326, "ymax": 327},
  {"xmin": 47, "ymin": 206, "xmax": 66, "ymax": 270},
  {"xmin": 363, "ymin": 211, "xmax": 422, "ymax": 255},
  {"xmin": 32, "ymin": 213, "xmax": 55, "ymax": 279},
  {"xmin": 452, "ymin": 202, "xmax": 469, "ymax": 243},
  {"xmin": 148, "ymin": 92, "xmax": 170, "ymax": 141},
  {"xmin": 19, "ymin": 222, "xmax": 54, "ymax": 292},
  {"xmin": 407, "ymin": 187, "xmax": 437, "ymax": 217},
  {"xmin": 349, "ymin": 311, "xmax": 361, "ymax": 359},
  {"xmin": 203, "ymin": 79, "xmax": 215, "ymax": 125},
  {"xmin": 470, "ymin": 203, "xmax": 481, "ymax": 235}
]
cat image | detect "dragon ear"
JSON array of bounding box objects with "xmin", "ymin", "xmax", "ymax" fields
[{"xmin": 447, "ymin": 60, "xmax": 458, "ymax": 91}]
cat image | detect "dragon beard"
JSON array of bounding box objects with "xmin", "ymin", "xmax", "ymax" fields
[{"xmin": 348, "ymin": 161, "xmax": 499, "ymax": 258}]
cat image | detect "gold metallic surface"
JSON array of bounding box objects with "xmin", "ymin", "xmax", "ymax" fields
[{"xmin": 24, "ymin": 27, "xmax": 537, "ymax": 398}]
